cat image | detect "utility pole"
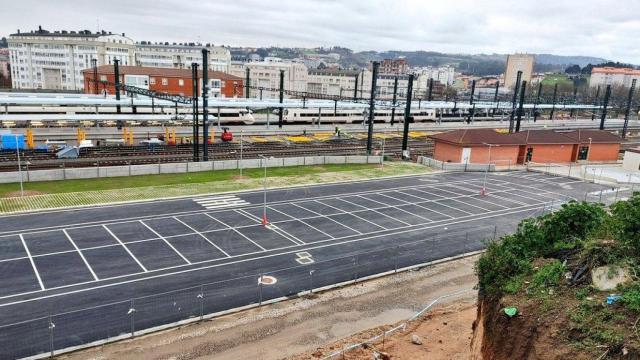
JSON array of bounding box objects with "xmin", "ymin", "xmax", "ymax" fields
[
  {"xmin": 469, "ymin": 79, "xmax": 476, "ymax": 105},
  {"xmin": 569, "ymin": 85, "xmax": 578, "ymax": 118},
  {"xmin": 113, "ymin": 59, "xmax": 121, "ymax": 114},
  {"xmin": 549, "ymin": 83, "xmax": 558, "ymax": 120},
  {"xmin": 599, "ymin": 85, "xmax": 611, "ymax": 130},
  {"xmin": 508, "ymin": 71, "xmax": 522, "ymax": 133},
  {"xmin": 92, "ymin": 58, "xmax": 98, "ymax": 94},
  {"xmin": 515, "ymin": 80, "xmax": 527, "ymax": 132},
  {"xmin": 622, "ymin": 79, "xmax": 636, "ymax": 138},
  {"xmin": 493, "ymin": 81, "xmax": 499, "ymax": 116},
  {"xmin": 390, "ymin": 76, "xmax": 398, "ymax": 125},
  {"xmin": 353, "ymin": 73, "xmax": 359, "ymax": 100},
  {"xmin": 278, "ymin": 70, "xmax": 284, "ymax": 128},
  {"xmin": 401, "ymin": 74, "xmax": 414, "ymax": 158},
  {"xmin": 533, "ymin": 82, "xmax": 542, "ymax": 122},
  {"xmin": 245, "ymin": 68, "xmax": 250, "ymax": 99},
  {"xmin": 592, "ymin": 85, "xmax": 601, "ymax": 121},
  {"xmin": 366, "ymin": 61, "xmax": 379, "ymax": 155},
  {"xmin": 201, "ymin": 49, "xmax": 209, "ymax": 161},
  {"xmin": 191, "ymin": 63, "xmax": 199, "ymax": 162}
]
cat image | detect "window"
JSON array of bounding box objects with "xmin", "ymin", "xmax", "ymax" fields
[
  {"xmin": 162, "ymin": 78, "xmax": 168, "ymax": 85},
  {"xmin": 100, "ymin": 75, "xmax": 107, "ymax": 81},
  {"xmin": 577, "ymin": 146, "xmax": 589, "ymax": 161},
  {"xmin": 178, "ymin": 79, "xmax": 184, "ymax": 86},
  {"xmin": 150, "ymin": 77, "xmax": 156, "ymax": 85}
]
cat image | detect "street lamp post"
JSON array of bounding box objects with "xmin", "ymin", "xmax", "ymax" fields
[
  {"xmin": 258, "ymin": 155, "xmax": 271, "ymax": 225},
  {"xmin": 481, "ymin": 143, "xmax": 499, "ymax": 196},
  {"xmin": 15, "ymin": 134, "xmax": 24, "ymax": 197}
]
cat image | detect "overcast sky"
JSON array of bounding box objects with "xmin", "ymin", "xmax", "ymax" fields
[{"xmin": 2, "ymin": 0, "xmax": 640, "ymax": 63}]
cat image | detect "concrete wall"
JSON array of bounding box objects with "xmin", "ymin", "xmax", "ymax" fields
[
  {"xmin": 418, "ymin": 156, "xmax": 495, "ymax": 172},
  {"xmin": 0, "ymin": 155, "xmax": 383, "ymax": 184},
  {"xmin": 623, "ymin": 150, "xmax": 640, "ymax": 171}
]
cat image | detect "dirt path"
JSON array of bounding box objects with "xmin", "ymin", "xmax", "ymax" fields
[{"xmin": 58, "ymin": 255, "xmax": 478, "ymax": 360}]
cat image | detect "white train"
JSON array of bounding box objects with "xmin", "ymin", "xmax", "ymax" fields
[
  {"xmin": 0, "ymin": 105, "xmax": 255, "ymax": 127},
  {"xmin": 279, "ymin": 107, "xmax": 499, "ymax": 124}
]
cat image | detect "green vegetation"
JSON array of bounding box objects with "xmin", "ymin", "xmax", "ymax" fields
[
  {"xmin": 0, "ymin": 162, "xmax": 431, "ymax": 213},
  {"xmin": 476, "ymin": 193, "xmax": 640, "ymax": 356},
  {"xmin": 0, "ymin": 163, "xmax": 375, "ymax": 196},
  {"xmin": 541, "ymin": 73, "xmax": 574, "ymax": 88}
]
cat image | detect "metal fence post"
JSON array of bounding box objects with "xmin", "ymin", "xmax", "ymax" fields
[
  {"xmin": 49, "ymin": 314, "xmax": 55, "ymax": 358},
  {"xmin": 258, "ymin": 272, "xmax": 263, "ymax": 305},
  {"xmin": 599, "ymin": 189, "xmax": 603, "ymax": 202},
  {"xmin": 465, "ymin": 232, "xmax": 469, "ymax": 253},
  {"xmin": 129, "ymin": 299, "xmax": 136, "ymax": 337},
  {"xmin": 493, "ymin": 225, "xmax": 498, "ymax": 240},
  {"xmin": 309, "ymin": 268, "xmax": 315, "ymax": 294},
  {"xmin": 353, "ymin": 256, "xmax": 359, "ymax": 283},
  {"xmin": 614, "ymin": 188, "xmax": 619, "ymax": 202},
  {"xmin": 394, "ymin": 246, "xmax": 400, "ymax": 273},
  {"xmin": 198, "ymin": 285, "xmax": 204, "ymax": 321}
]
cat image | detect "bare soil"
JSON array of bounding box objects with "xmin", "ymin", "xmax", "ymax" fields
[
  {"xmin": 3, "ymin": 190, "xmax": 44, "ymax": 197},
  {"xmin": 57, "ymin": 256, "xmax": 478, "ymax": 360},
  {"xmin": 289, "ymin": 301, "xmax": 477, "ymax": 360}
]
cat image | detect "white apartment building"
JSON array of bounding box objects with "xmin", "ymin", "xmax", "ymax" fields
[
  {"xmin": 230, "ymin": 58, "xmax": 309, "ymax": 99},
  {"xmin": 590, "ymin": 67, "xmax": 640, "ymax": 89},
  {"xmin": 307, "ymin": 69, "xmax": 360, "ymax": 96},
  {"xmin": 414, "ymin": 65, "xmax": 455, "ymax": 87},
  {"xmin": 8, "ymin": 27, "xmax": 135, "ymax": 90},
  {"xmin": 135, "ymin": 42, "xmax": 231, "ymax": 72}
]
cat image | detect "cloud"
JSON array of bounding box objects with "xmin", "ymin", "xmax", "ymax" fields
[{"xmin": 2, "ymin": 0, "xmax": 639, "ymax": 63}]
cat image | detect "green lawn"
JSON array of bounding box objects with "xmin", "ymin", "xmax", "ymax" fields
[
  {"xmin": 541, "ymin": 73, "xmax": 574, "ymax": 87},
  {"xmin": 0, "ymin": 163, "xmax": 379, "ymax": 196},
  {"xmin": 0, "ymin": 162, "xmax": 432, "ymax": 213}
]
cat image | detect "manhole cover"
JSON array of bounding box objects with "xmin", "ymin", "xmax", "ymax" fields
[{"xmin": 258, "ymin": 275, "xmax": 277, "ymax": 285}]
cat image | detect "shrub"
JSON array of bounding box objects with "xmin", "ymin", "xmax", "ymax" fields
[
  {"xmin": 530, "ymin": 260, "xmax": 566, "ymax": 290},
  {"xmin": 610, "ymin": 192, "xmax": 640, "ymax": 254},
  {"xmin": 621, "ymin": 283, "xmax": 640, "ymax": 312}
]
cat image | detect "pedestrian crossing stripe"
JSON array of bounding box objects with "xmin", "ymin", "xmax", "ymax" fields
[{"xmin": 193, "ymin": 195, "xmax": 249, "ymax": 210}]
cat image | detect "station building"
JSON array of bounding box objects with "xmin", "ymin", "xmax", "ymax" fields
[
  {"xmin": 82, "ymin": 65, "xmax": 243, "ymax": 98},
  {"xmin": 429, "ymin": 129, "xmax": 621, "ymax": 165}
]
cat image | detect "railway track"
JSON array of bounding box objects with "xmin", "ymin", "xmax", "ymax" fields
[{"xmin": 0, "ymin": 138, "xmax": 435, "ymax": 172}]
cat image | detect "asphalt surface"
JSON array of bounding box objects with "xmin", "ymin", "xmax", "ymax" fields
[{"xmin": 0, "ymin": 171, "xmax": 607, "ymax": 359}]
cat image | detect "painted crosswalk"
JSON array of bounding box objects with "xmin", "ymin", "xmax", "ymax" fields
[{"xmin": 193, "ymin": 195, "xmax": 250, "ymax": 210}]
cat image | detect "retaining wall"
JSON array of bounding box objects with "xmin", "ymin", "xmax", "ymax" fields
[
  {"xmin": 1, "ymin": 155, "xmax": 383, "ymax": 184},
  {"xmin": 417, "ymin": 156, "xmax": 495, "ymax": 172}
]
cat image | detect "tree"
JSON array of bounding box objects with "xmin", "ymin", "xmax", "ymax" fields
[
  {"xmin": 0, "ymin": 37, "xmax": 7, "ymax": 48},
  {"xmin": 565, "ymin": 64, "xmax": 581, "ymax": 74}
]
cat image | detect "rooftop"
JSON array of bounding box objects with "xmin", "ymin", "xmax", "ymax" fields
[
  {"xmin": 429, "ymin": 129, "xmax": 621, "ymax": 146},
  {"xmin": 591, "ymin": 67, "xmax": 640, "ymax": 76},
  {"xmin": 82, "ymin": 65, "xmax": 242, "ymax": 81},
  {"xmin": 10, "ymin": 26, "xmax": 124, "ymax": 38}
]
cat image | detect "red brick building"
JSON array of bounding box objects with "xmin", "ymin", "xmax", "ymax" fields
[
  {"xmin": 429, "ymin": 129, "xmax": 621, "ymax": 165},
  {"xmin": 82, "ymin": 65, "xmax": 243, "ymax": 98}
]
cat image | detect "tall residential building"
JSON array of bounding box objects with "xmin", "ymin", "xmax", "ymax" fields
[
  {"xmin": 504, "ymin": 54, "xmax": 534, "ymax": 89},
  {"xmin": 380, "ymin": 58, "xmax": 408, "ymax": 75},
  {"xmin": 307, "ymin": 69, "xmax": 360, "ymax": 96},
  {"xmin": 230, "ymin": 58, "xmax": 309, "ymax": 99},
  {"xmin": 415, "ymin": 65, "xmax": 455, "ymax": 86},
  {"xmin": 7, "ymin": 26, "xmax": 135, "ymax": 90},
  {"xmin": 0, "ymin": 48, "xmax": 10, "ymax": 79},
  {"xmin": 134, "ymin": 42, "xmax": 231, "ymax": 72},
  {"xmin": 589, "ymin": 67, "xmax": 640, "ymax": 88}
]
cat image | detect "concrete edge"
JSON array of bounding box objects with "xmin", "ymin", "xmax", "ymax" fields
[
  {"xmin": 0, "ymin": 161, "xmax": 431, "ymax": 216},
  {"xmin": 23, "ymin": 249, "xmax": 484, "ymax": 360}
]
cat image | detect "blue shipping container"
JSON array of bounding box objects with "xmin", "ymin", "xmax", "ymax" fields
[{"xmin": 1, "ymin": 134, "xmax": 25, "ymax": 150}]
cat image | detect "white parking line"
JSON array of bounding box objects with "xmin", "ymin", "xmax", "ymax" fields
[
  {"xmin": 356, "ymin": 195, "xmax": 435, "ymax": 222},
  {"xmin": 313, "ymin": 200, "xmax": 387, "ymax": 231},
  {"xmin": 0, "ymin": 203, "xmax": 546, "ymax": 306},
  {"xmin": 291, "ymin": 203, "xmax": 364, "ymax": 235},
  {"xmin": 62, "ymin": 229, "xmax": 99, "ymax": 281},
  {"xmin": 235, "ymin": 209, "xmax": 305, "ymax": 246},
  {"xmin": 172, "ymin": 217, "xmax": 231, "ymax": 258},
  {"xmin": 336, "ymin": 198, "xmax": 413, "ymax": 227},
  {"xmin": 203, "ymin": 213, "xmax": 267, "ymax": 251},
  {"xmin": 267, "ymin": 206, "xmax": 336, "ymax": 240},
  {"xmin": 18, "ymin": 234, "xmax": 45, "ymax": 291},
  {"xmin": 101, "ymin": 225, "xmax": 148, "ymax": 273},
  {"xmin": 139, "ymin": 221, "xmax": 192, "ymax": 265}
]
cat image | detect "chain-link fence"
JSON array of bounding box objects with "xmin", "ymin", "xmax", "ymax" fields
[{"xmin": 0, "ymin": 224, "xmax": 507, "ymax": 360}]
